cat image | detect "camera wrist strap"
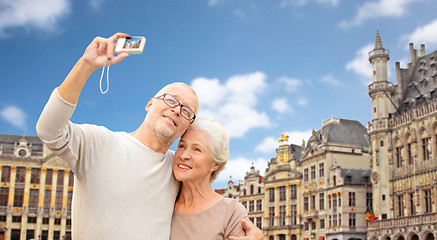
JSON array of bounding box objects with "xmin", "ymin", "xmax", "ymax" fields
[{"xmin": 99, "ymin": 65, "xmax": 110, "ymax": 94}]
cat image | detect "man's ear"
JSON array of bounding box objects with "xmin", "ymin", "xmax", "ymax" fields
[{"xmin": 145, "ymin": 98, "xmax": 153, "ymax": 112}]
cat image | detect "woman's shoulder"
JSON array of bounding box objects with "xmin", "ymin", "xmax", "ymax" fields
[{"xmin": 221, "ymin": 198, "xmax": 247, "ymax": 214}]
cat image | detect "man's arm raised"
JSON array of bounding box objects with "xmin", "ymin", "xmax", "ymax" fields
[{"xmin": 59, "ymin": 32, "xmax": 130, "ymax": 104}]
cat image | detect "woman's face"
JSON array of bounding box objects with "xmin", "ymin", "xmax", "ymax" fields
[{"xmin": 173, "ymin": 128, "xmax": 219, "ymax": 184}]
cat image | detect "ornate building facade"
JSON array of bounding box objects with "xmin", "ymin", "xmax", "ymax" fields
[
  {"xmin": 0, "ymin": 134, "xmax": 73, "ymax": 240},
  {"xmin": 367, "ymin": 31, "xmax": 437, "ymax": 240},
  {"xmin": 218, "ymin": 117, "xmax": 371, "ymax": 240}
]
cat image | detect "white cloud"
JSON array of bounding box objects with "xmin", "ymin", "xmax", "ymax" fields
[
  {"xmin": 191, "ymin": 72, "xmax": 271, "ymax": 138},
  {"xmin": 0, "ymin": 0, "xmax": 71, "ymax": 36},
  {"xmin": 208, "ymin": 0, "xmax": 222, "ymax": 7},
  {"xmin": 216, "ymin": 157, "xmax": 268, "ymax": 183},
  {"xmin": 402, "ymin": 19, "xmax": 437, "ymax": 50},
  {"xmin": 233, "ymin": 9, "xmax": 246, "ymax": 19},
  {"xmin": 278, "ymin": 76, "xmax": 304, "ymax": 92},
  {"xmin": 255, "ymin": 136, "xmax": 278, "ymax": 153},
  {"xmin": 297, "ymin": 98, "xmax": 308, "ymax": 106},
  {"xmin": 0, "ymin": 105, "xmax": 27, "ymax": 129},
  {"xmin": 317, "ymin": 0, "xmax": 340, "ymax": 6},
  {"xmin": 339, "ymin": 0, "xmax": 415, "ymax": 28},
  {"xmin": 272, "ymin": 98, "xmax": 292, "ymax": 113},
  {"xmin": 279, "ymin": 0, "xmax": 308, "ymax": 8},
  {"xmin": 320, "ymin": 74, "xmax": 340, "ymax": 85},
  {"xmin": 255, "ymin": 130, "xmax": 312, "ymax": 154},
  {"xmin": 89, "ymin": 0, "xmax": 104, "ymax": 9},
  {"xmin": 346, "ymin": 43, "xmax": 374, "ymax": 85}
]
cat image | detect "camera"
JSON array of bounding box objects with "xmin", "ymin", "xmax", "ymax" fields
[{"xmin": 115, "ymin": 36, "xmax": 146, "ymax": 54}]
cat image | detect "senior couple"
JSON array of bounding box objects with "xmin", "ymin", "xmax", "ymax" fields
[{"xmin": 36, "ymin": 33, "xmax": 263, "ymax": 240}]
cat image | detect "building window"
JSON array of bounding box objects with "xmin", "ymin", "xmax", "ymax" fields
[
  {"xmin": 269, "ymin": 207, "xmax": 275, "ymax": 227},
  {"xmin": 12, "ymin": 216, "xmax": 21, "ymax": 223},
  {"xmin": 279, "ymin": 206, "xmax": 286, "ymax": 226},
  {"xmin": 311, "ymin": 221, "xmax": 316, "ymax": 230},
  {"xmin": 28, "ymin": 217, "xmax": 37, "ymax": 224},
  {"xmin": 425, "ymin": 189, "xmax": 432, "ymax": 213},
  {"xmin": 256, "ymin": 199, "xmax": 262, "ymax": 211},
  {"xmin": 256, "ymin": 217, "xmax": 262, "ymax": 229},
  {"xmin": 1, "ymin": 166, "xmax": 10, "ymax": 182},
  {"xmin": 291, "ymin": 185, "xmax": 297, "ymax": 199},
  {"xmin": 69, "ymin": 172, "xmax": 74, "ymax": 186},
  {"xmin": 304, "ymin": 168, "xmax": 309, "ymax": 182},
  {"xmin": 329, "ymin": 215, "xmax": 331, "ymax": 227},
  {"xmin": 422, "ymin": 137, "xmax": 431, "ymax": 161},
  {"xmin": 311, "ymin": 166, "xmax": 316, "ymax": 180},
  {"xmin": 333, "ymin": 175, "xmax": 336, "ymax": 186},
  {"xmin": 333, "ymin": 214, "xmax": 337, "ymax": 227},
  {"xmin": 366, "ymin": 193, "xmax": 372, "ymax": 209},
  {"xmin": 269, "ymin": 188, "xmax": 275, "ymax": 202},
  {"xmin": 328, "ymin": 195, "xmax": 332, "ymax": 209},
  {"xmin": 339, "ymin": 213, "xmax": 342, "ymax": 226},
  {"xmin": 407, "ymin": 143, "xmax": 413, "ymax": 165},
  {"xmin": 46, "ymin": 169, "xmax": 53, "ymax": 185},
  {"xmin": 333, "ymin": 194, "xmax": 337, "ymax": 208},
  {"xmin": 44, "ymin": 190, "xmax": 51, "ymax": 212},
  {"xmin": 249, "ymin": 200, "xmax": 254, "ymax": 212},
  {"xmin": 397, "ymin": 195, "xmax": 404, "ymax": 217},
  {"xmin": 54, "ymin": 218, "xmax": 61, "ymax": 225},
  {"xmin": 13, "ymin": 188, "xmax": 24, "ymax": 207},
  {"xmin": 304, "ymin": 222, "xmax": 309, "ymax": 231},
  {"xmin": 291, "ymin": 204, "xmax": 297, "ymax": 225},
  {"xmin": 67, "ymin": 191, "xmax": 73, "ymax": 213},
  {"xmin": 29, "ymin": 189, "xmax": 39, "ymax": 210},
  {"xmin": 348, "ymin": 192, "xmax": 356, "ymax": 207},
  {"xmin": 279, "ymin": 186, "xmax": 286, "ymax": 201},
  {"xmin": 320, "ymin": 219, "xmax": 325, "ymax": 229},
  {"xmin": 57, "ymin": 170, "xmax": 64, "ymax": 186},
  {"xmin": 319, "ymin": 163, "xmax": 324, "ymax": 177},
  {"xmin": 15, "ymin": 167, "xmax": 25, "ymax": 183},
  {"xmin": 242, "ymin": 201, "xmax": 247, "ymax": 209},
  {"xmin": 30, "ymin": 168, "xmax": 40, "ymax": 184},
  {"xmin": 55, "ymin": 190, "xmax": 63, "ymax": 210},
  {"xmin": 304, "ymin": 196, "xmax": 309, "ymax": 211},
  {"xmin": 380, "ymin": 140, "xmax": 384, "ymax": 147},
  {"xmin": 0, "ymin": 188, "xmax": 8, "ymax": 206},
  {"xmin": 396, "ymin": 146, "xmax": 403, "ymax": 168},
  {"xmin": 311, "ymin": 195, "xmax": 316, "ymax": 211},
  {"xmin": 349, "ymin": 213, "xmax": 356, "ymax": 227},
  {"xmin": 319, "ymin": 193, "xmax": 324, "ymax": 210},
  {"xmin": 409, "ymin": 193, "xmax": 415, "ymax": 215},
  {"xmin": 338, "ymin": 194, "xmax": 342, "ymax": 207}
]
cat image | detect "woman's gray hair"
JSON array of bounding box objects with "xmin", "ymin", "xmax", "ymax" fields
[{"xmin": 188, "ymin": 118, "xmax": 229, "ymax": 182}]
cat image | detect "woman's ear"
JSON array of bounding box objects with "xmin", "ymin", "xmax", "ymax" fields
[{"xmin": 211, "ymin": 162, "xmax": 220, "ymax": 172}]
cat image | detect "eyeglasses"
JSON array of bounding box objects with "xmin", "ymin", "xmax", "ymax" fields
[{"xmin": 154, "ymin": 93, "xmax": 196, "ymax": 122}]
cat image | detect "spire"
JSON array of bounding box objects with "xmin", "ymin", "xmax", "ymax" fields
[
  {"xmin": 374, "ymin": 30, "xmax": 384, "ymax": 50},
  {"xmin": 369, "ymin": 30, "xmax": 389, "ymax": 63}
]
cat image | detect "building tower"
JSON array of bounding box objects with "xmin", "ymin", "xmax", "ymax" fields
[{"xmin": 367, "ymin": 30, "xmax": 394, "ymax": 219}]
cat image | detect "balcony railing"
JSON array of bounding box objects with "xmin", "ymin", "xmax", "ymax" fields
[{"xmin": 368, "ymin": 212, "xmax": 437, "ymax": 231}]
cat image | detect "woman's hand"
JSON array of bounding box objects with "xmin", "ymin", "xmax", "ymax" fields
[
  {"xmin": 229, "ymin": 219, "xmax": 264, "ymax": 240},
  {"xmin": 81, "ymin": 32, "xmax": 131, "ymax": 71}
]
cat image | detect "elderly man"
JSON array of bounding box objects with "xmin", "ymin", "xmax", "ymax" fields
[{"xmin": 37, "ymin": 33, "xmax": 263, "ymax": 240}]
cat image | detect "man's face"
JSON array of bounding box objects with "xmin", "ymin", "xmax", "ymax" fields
[{"xmin": 146, "ymin": 84, "xmax": 198, "ymax": 142}]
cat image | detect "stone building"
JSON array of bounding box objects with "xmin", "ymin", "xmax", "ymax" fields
[
  {"xmin": 367, "ymin": 31, "xmax": 437, "ymax": 240},
  {"xmin": 300, "ymin": 117, "xmax": 370, "ymax": 240},
  {"xmin": 263, "ymin": 134, "xmax": 302, "ymax": 240},
  {"xmin": 0, "ymin": 134, "xmax": 73, "ymax": 240}
]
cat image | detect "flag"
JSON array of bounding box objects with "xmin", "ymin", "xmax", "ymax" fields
[{"xmin": 365, "ymin": 206, "xmax": 376, "ymax": 221}]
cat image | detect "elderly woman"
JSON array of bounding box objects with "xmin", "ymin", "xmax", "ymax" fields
[{"xmin": 170, "ymin": 118, "xmax": 249, "ymax": 240}]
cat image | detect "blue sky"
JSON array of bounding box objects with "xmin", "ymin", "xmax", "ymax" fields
[{"xmin": 1, "ymin": 0, "xmax": 437, "ymax": 189}]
